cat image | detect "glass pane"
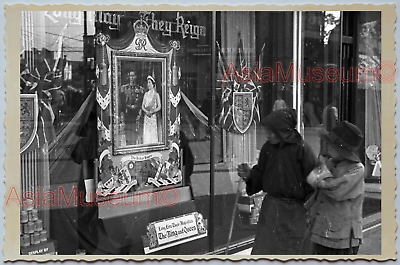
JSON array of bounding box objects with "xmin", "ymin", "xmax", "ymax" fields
[
  {"xmin": 20, "ymin": 11, "xmax": 96, "ymax": 137},
  {"xmin": 301, "ymin": 11, "xmax": 342, "ymax": 156},
  {"xmin": 356, "ymin": 12, "xmax": 381, "ymax": 178},
  {"xmin": 20, "ymin": 10, "xmax": 96, "ymax": 255},
  {"xmin": 215, "ymin": 11, "xmax": 295, "ymax": 254}
]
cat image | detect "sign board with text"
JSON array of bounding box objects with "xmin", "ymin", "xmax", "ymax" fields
[
  {"xmin": 20, "ymin": 240, "xmax": 56, "ymax": 255},
  {"xmin": 142, "ymin": 212, "xmax": 207, "ymax": 254}
]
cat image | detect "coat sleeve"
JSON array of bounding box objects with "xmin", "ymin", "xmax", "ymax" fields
[
  {"xmin": 299, "ymin": 142, "xmax": 318, "ymax": 197},
  {"xmin": 300, "ymin": 142, "xmax": 319, "ymax": 179},
  {"xmin": 317, "ymin": 163, "xmax": 364, "ymax": 200},
  {"xmin": 245, "ymin": 144, "xmax": 267, "ymax": 196}
]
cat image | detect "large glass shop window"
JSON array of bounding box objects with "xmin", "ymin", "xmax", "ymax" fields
[
  {"xmin": 254, "ymin": 12, "xmax": 296, "ymax": 147},
  {"xmin": 299, "ymin": 11, "xmax": 381, "ymax": 169},
  {"xmin": 18, "ymin": 9, "xmax": 382, "ymax": 256},
  {"xmin": 211, "ymin": 11, "xmax": 298, "ymax": 253},
  {"xmin": 299, "ymin": 11, "xmax": 342, "ymax": 156},
  {"xmin": 355, "ymin": 12, "xmax": 381, "ymax": 178},
  {"xmin": 19, "ymin": 11, "xmax": 96, "ymax": 255}
]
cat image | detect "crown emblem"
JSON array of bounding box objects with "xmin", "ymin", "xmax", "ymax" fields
[
  {"xmin": 95, "ymin": 33, "xmax": 110, "ymax": 46},
  {"xmin": 133, "ymin": 16, "xmax": 150, "ymax": 39}
]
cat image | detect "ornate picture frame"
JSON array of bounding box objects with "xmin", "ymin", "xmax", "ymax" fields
[{"xmin": 111, "ymin": 51, "xmax": 170, "ymax": 155}]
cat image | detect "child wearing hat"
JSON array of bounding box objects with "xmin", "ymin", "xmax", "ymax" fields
[
  {"xmin": 306, "ymin": 120, "xmax": 365, "ymax": 255},
  {"xmin": 237, "ymin": 109, "xmax": 318, "ymax": 255}
]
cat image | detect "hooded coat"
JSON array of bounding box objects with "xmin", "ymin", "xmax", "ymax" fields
[{"xmin": 245, "ymin": 109, "xmax": 318, "ymax": 255}]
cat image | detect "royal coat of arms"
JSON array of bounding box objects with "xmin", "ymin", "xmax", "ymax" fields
[
  {"xmin": 20, "ymin": 94, "xmax": 38, "ymax": 153},
  {"xmin": 232, "ymin": 92, "xmax": 253, "ymax": 134}
]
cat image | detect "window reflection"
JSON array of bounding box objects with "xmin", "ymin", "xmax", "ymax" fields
[
  {"xmin": 20, "ymin": 11, "xmax": 96, "ymax": 139},
  {"xmin": 323, "ymin": 11, "xmax": 341, "ymax": 45},
  {"xmin": 301, "ymin": 11, "xmax": 341, "ymax": 156}
]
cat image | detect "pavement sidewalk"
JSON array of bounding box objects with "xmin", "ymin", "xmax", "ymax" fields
[{"xmin": 232, "ymin": 184, "xmax": 382, "ymax": 256}]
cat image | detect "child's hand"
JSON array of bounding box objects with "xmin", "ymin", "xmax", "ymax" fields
[
  {"xmin": 237, "ymin": 163, "xmax": 250, "ymax": 181},
  {"xmin": 318, "ymin": 155, "xmax": 334, "ymax": 172},
  {"xmin": 318, "ymin": 155, "xmax": 329, "ymax": 165}
]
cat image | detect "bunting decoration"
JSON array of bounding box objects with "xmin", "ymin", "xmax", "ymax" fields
[
  {"xmin": 96, "ymin": 88, "xmax": 111, "ymax": 110},
  {"xmin": 169, "ymin": 40, "xmax": 181, "ymax": 139},
  {"xmin": 169, "ymin": 113, "xmax": 181, "ymax": 136},
  {"xmin": 95, "ymin": 32, "xmax": 112, "ymax": 154},
  {"xmin": 169, "ymin": 87, "xmax": 181, "ymax": 108}
]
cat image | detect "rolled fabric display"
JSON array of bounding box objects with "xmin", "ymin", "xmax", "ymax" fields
[
  {"xmin": 27, "ymin": 222, "xmax": 35, "ymax": 234},
  {"xmin": 28, "ymin": 211, "xmax": 33, "ymax": 222},
  {"xmin": 40, "ymin": 230, "xmax": 47, "ymax": 242},
  {"xmin": 84, "ymin": 179, "xmax": 96, "ymax": 202},
  {"xmin": 20, "ymin": 210, "xmax": 28, "ymax": 223},
  {"xmin": 31, "ymin": 209, "xmax": 39, "ymax": 221},
  {"xmin": 35, "ymin": 219, "xmax": 43, "ymax": 231},
  {"xmin": 21, "ymin": 234, "xmax": 30, "ymax": 247},
  {"xmin": 22, "ymin": 201, "xmax": 34, "ymax": 211},
  {"xmin": 23, "ymin": 223, "xmax": 30, "ymax": 234},
  {"xmin": 34, "ymin": 232, "xmax": 41, "ymax": 244},
  {"xmin": 30, "ymin": 232, "xmax": 41, "ymax": 245}
]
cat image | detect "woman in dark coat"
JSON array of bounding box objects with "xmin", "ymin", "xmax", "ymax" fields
[{"xmin": 237, "ymin": 109, "xmax": 318, "ymax": 255}]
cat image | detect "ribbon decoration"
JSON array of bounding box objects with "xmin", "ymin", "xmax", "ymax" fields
[
  {"xmin": 169, "ymin": 113, "xmax": 181, "ymax": 136},
  {"xmin": 96, "ymin": 88, "xmax": 111, "ymax": 110},
  {"xmin": 181, "ymin": 92, "xmax": 209, "ymax": 127},
  {"xmin": 97, "ymin": 118, "xmax": 111, "ymax": 141},
  {"xmin": 169, "ymin": 87, "xmax": 181, "ymax": 108}
]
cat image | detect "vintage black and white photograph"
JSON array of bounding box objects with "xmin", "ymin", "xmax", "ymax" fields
[{"xmin": 3, "ymin": 5, "xmax": 396, "ymax": 260}]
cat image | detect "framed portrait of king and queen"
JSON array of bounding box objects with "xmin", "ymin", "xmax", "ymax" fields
[{"xmin": 112, "ymin": 54, "xmax": 168, "ymax": 154}]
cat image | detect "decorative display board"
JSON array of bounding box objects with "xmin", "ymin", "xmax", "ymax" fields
[{"xmin": 95, "ymin": 12, "xmax": 182, "ymax": 197}]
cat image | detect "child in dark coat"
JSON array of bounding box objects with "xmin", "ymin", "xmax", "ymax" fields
[
  {"xmin": 237, "ymin": 109, "xmax": 318, "ymax": 255},
  {"xmin": 306, "ymin": 121, "xmax": 364, "ymax": 255}
]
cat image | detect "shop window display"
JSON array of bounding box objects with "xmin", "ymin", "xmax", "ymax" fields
[{"xmin": 18, "ymin": 10, "xmax": 382, "ymax": 256}]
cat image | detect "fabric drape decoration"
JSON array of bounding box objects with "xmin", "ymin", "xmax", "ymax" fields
[
  {"xmin": 49, "ymin": 91, "xmax": 95, "ymax": 181},
  {"xmin": 181, "ymin": 92, "xmax": 209, "ymax": 128}
]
